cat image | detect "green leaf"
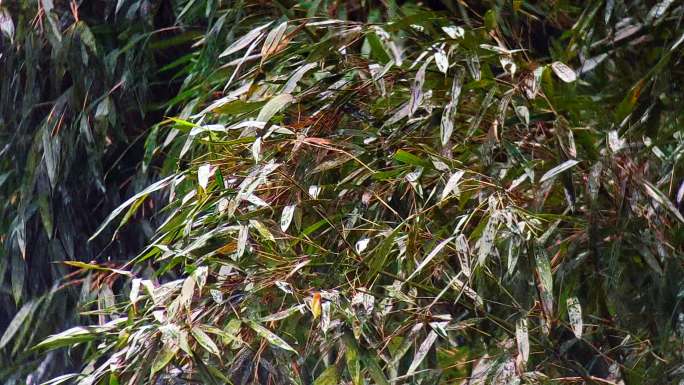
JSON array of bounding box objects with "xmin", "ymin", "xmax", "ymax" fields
[
  {"xmin": 89, "ymin": 174, "xmax": 176, "ymax": 241},
  {"xmin": 11, "ymin": 253, "xmax": 25, "ymax": 305},
  {"xmin": 213, "ymin": 99, "xmax": 266, "ymax": 115},
  {"xmin": 33, "ymin": 327, "xmax": 97, "ymax": 351},
  {"xmin": 614, "ymin": 79, "xmax": 645, "ymax": 123},
  {"xmin": 313, "ymin": 366, "xmax": 339, "ymax": 385},
  {"xmin": 362, "ymin": 354, "xmax": 390, "ymax": 385},
  {"xmin": 283, "ymin": 62, "xmax": 318, "ymax": 93},
  {"xmin": 142, "ymin": 125, "xmax": 159, "ymax": 173},
  {"xmin": 257, "ymin": 93, "xmax": 294, "ymax": 122},
  {"xmin": 246, "ymin": 320, "xmax": 298, "ymax": 354},
  {"xmin": 366, "ymin": 224, "xmax": 402, "ymax": 280},
  {"xmin": 345, "ymin": 336, "xmax": 362, "ymax": 385},
  {"xmin": 151, "ymin": 343, "xmax": 178, "ymax": 375},
  {"xmin": 394, "ymin": 150, "xmax": 430, "ymax": 168},
  {"xmin": 0, "ymin": 300, "xmax": 36, "ymax": 348},
  {"xmin": 366, "ymin": 32, "xmax": 391, "ymax": 64},
  {"xmin": 534, "ymin": 245, "xmax": 554, "ymax": 323},
  {"xmin": 191, "ymin": 326, "xmax": 220, "ymax": 356}
]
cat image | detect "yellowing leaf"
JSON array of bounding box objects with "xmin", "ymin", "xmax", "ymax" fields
[{"xmin": 311, "ymin": 292, "xmax": 322, "ymax": 320}]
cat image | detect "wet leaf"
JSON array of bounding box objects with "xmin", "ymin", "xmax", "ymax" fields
[
  {"xmin": 260, "ymin": 304, "xmax": 305, "ymax": 322},
  {"xmin": 34, "ymin": 327, "xmax": 97, "ymax": 351},
  {"xmin": 550, "ymin": 61, "xmax": 577, "ymax": 83},
  {"xmin": 441, "ymin": 170, "xmax": 465, "ymax": 200},
  {"xmin": 642, "ymin": 181, "xmax": 684, "ymax": 223},
  {"xmin": 515, "ymin": 318, "xmax": 529, "ymax": 366},
  {"xmin": 409, "ymin": 57, "xmax": 431, "ymax": 116},
  {"xmin": 566, "ymin": 297, "xmax": 583, "ymax": 338},
  {"xmin": 257, "ymin": 93, "xmax": 293, "ymax": 123},
  {"xmin": 151, "ymin": 342, "xmax": 178, "ymax": 375},
  {"xmin": 261, "ymin": 21, "xmax": 288, "ymax": 61},
  {"xmin": 539, "ymin": 160, "xmax": 579, "ymax": 184},
  {"xmin": 0, "ymin": 300, "xmax": 35, "ymax": 349},
  {"xmin": 247, "ymin": 320, "xmax": 297, "ymax": 354},
  {"xmin": 406, "ymin": 237, "xmax": 454, "ymax": 281},
  {"xmin": 441, "ymin": 68, "xmax": 465, "ymax": 146},
  {"xmin": 534, "ymin": 246, "xmax": 554, "ymax": 325},
  {"xmin": 280, "ymin": 204, "xmax": 296, "ymax": 231},
  {"xmin": 406, "ymin": 330, "xmax": 438, "ymax": 377},
  {"xmin": 191, "ymin": 326, "xmax": 220, "ymax": 356},
  {"xmin": 220, "ymin": 23, "xmax": 271, "ymax": 58},
  {"xmin": 313, "ymin": 366, "xmax": 339, "ymax": 385}
]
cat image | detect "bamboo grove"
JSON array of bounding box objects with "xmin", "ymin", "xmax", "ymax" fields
[{"xmin": 1, "ymin": 1, "xmax": 684, "ymax": 384}]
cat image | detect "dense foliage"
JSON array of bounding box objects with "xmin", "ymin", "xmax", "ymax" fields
[
  {"xmin": 2, "ymin": 1, "xmax": 684, "ymax": 384},
  {"xmin": 0, "ymin": 0, "xmax": 191, "ymax": 379}
]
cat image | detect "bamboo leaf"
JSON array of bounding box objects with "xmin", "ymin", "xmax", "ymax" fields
[
  {"xmin": 259, "ymin": 304, "xmax": 305, "ymax": 322},
  {"xmin": 567, "ymin": 297, "xmax": 583, "ymax": 338},
  {"xmin": 539, "ymin": 160, "xmax": 579, "ymax": 184},
  {"xmin": 191, "ymin": 326, "xmax": 220, "ymax": 356},
  {"xmin": 515, "ymin": 318, "xmax": 529, "ymax": 366},
  {"xmin": 313, "ymin": 366, "xmax": 339, "ymax": 385},
  {"xmin": 89, "ymin": 174, "xmax": 176, "ymax": 241},
  {"xmin": 261, "ymin": 21, "xmax": 288, "ymax": 61},
  {"xmin": 0, "ymin": 300, "xmax": 36, "ymax": 349},
  {"xmin": 34, "ymin": 327, "xmax": 97, "ymax": 351},
  {"xmin": 409, "ymin": 57, "xmax": 431, "ymax": 116},
  {"xmin": 550, "ymin": 61, "xmax": 577, "ymax": 83},
  {"xmin": 406, "ymin": 330, "xmax": 438, "ymax": 377},
  {"xmin": 440, "ymin": 67, "xmax": 465, "ymax": 146},
  {"xmin": 151, "ymin": 342, "xmax": 178, "ymax": 375},
  {"xmin": 441, "ymin": 170, "xmax": 465, "ymax": 200},
  {"xmin": 257, "ymin": 93, "xmax": 293, "ymax": 123},
  {"xmin": 220, "ymin": 23, "xmax": 271, "ymax": 58},
  {"xmin": 280, "ymin": 204, "xmax": 296, "ymax": 232},
  {"xmin": 407, "ymin": 237, "xmax": 454, "ymax": 281},
  {"xmin": 642, "ymin": 180, "xmax": 684, "ymax": 223},
  {"xmin": 247, "ymin": 320, "xmax": 298, "ymax": 354}
]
